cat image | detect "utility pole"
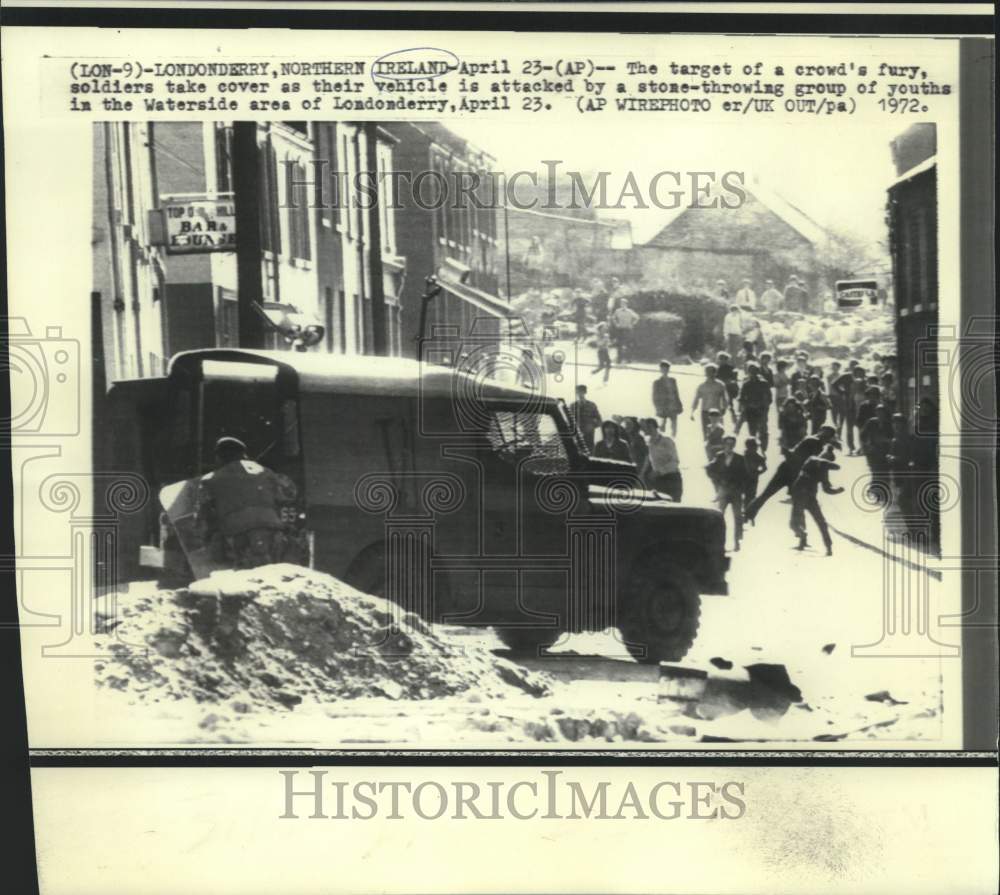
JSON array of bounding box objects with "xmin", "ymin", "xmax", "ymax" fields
[
  {"xmin": 231, "ymin": 122, "xmax": 267, "ymax": 349},
  {"xmin": 364, "ymin": 123, "xmax": 388, "ymax": 355}
]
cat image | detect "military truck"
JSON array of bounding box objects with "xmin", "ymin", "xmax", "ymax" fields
[{"xmin": 102, "ymin": 348, "xmax": 729, "ymax": 662}]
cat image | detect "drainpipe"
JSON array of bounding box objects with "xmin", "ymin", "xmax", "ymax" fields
[
  {"xmin": 364, "ymin": 123, "xmax": 387, "ymax": 356},
  {"xmin": 231, "ymin": 122, "xmax": 267, "ymax": 348}
]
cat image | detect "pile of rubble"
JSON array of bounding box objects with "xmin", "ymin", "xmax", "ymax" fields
[{"xmin": 94, "ymin": 565, "xmax": 551, "ymax": 713}]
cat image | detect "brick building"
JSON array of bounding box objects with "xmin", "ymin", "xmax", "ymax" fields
[
  {"xmin": 385, "ymin": 122, "xmax": 513, "ymax": 358},
  {"xmin": 92, "ymin": 120, "xmax": 404, "ymax": 385},
  {"xmin": 92, "ymin": 122, "xmax": 169, "ymax": 382},
  {"xmin": 502, "ymin": 176, "xmax": 635, "ymax": 293}
]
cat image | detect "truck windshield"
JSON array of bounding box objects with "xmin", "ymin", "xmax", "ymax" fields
[{"xmin": 485, "ymin": 409, "xmax": 570, "ymax": 476}]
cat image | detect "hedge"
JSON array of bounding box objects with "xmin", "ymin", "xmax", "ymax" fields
[
  {"xmin": 630, "ymin": 311, "xmax": 685, "ymax": 362},
  {"xmin": 619, "ymin": 290, "xmax": 728, "ymax": 359}
]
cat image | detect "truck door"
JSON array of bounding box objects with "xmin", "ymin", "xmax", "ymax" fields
[{"xmin": 196, "ymin": 360, "xmax": 287, "ymax": 474}]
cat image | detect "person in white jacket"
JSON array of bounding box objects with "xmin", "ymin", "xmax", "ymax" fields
[{"xmin": 723, "ymin": 304, "xmax": 745, "ymax": 358}]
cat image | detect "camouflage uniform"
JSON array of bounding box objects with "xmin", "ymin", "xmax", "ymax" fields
[{"xmin": 196, "ymin": 460, "xmax": 301, "ymax": 570}]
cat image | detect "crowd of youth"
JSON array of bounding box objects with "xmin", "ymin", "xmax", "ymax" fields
[{"xmin": 568, "ymin": 341, "xmax": 937, "ymax": 556}]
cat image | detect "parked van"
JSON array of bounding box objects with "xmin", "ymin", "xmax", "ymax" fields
[{"xmin": 102, "ymin": 349, "xmax": 729, "ymax": 661}]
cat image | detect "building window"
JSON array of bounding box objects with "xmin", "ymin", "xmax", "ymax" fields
[
  {"xmin": 324, "ymin": 286, "xmax": 335, "ymax": 353},
  {"xmin": 338, "ymin": 289, "xmax": 347, "ymax": 353},
  {"xmin": 316, "ymin": 124, "xmax": 334, "ymax": 228},
  {"xmin": 258, "ymin": 138, "xmax": 282, "ymax": 255},
  {"xmin": 286, "ymin": 158, "xmax": 312, "ymax": 261},
  {"xmin": 217, "ymin": 288, "xmax": 239, "ymax": 347},
  {"xmin": 116, "ymin": 123, "xmax": 136, "ymax": 228},
  {"xmin": 341, "ymin": 131, "xmax": 354, "ymax": 238},
  {"xmin": 215, "ymin": 124, "xmax": 234, "ymax": 193},
  {"xmin": 354, "ymin": 293, "xmax": 362, "ymax": 353},
  {"xmin": 378, "ymin": 141, "xmax": 395, "ymax": 256},
  {"xmin": 432, "ymin": 150, "xmax": 448, "ymax": 245}
]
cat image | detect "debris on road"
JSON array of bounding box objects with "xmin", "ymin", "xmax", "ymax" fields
[
  {"xmin": 94, "ymin": 565, "xmax": 552, "ymax": 713},
  {"xmin": 658, "ymin": 664, "xmax": 709, "ymax": 706},
  {"xmin": 864, "ymin": 690, "xmax": 909, "ymax": 706},
  {"xmin": 658, "ymin": 661, "xmax": 804, "ymax": 723},
  {"xmin": 822, "ymin": 643, "xmax": 836, "ymax": 654}
]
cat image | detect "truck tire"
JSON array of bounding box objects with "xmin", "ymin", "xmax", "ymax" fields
[
  {"xmin": 494, "ymin": 625, "xmax": 561, "ymax": 655},
  {"xmin": 343, "ymin": 542, "xmax": 447, "ymax": 619},
  {"xmin": 620, "ymin": 559, "xmax": 701, "ymax": 663}
]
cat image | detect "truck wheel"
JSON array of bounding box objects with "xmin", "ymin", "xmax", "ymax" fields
[
  {"xmin": 620, "ymin": 561, "xmax": 701, "ymax": 663},
  {"xmin": 494, "ymin": 626, "xmax": 561, "ymax": 656},
  {"xmin": 344, "ymin": 544, "xmax": 387, "ymax": 598},
  {"xmin": 343, "ymin": 542, "xmax": 447, "ymax": 618}
]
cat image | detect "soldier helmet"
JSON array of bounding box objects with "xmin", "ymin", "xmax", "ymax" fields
[{"xmin": 214, "ymin": 436, "xmax": 248, "ymax": 462}]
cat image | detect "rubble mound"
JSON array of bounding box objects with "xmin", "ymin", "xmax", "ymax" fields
[{"xmin": 95, "ymin": 565, "xmax": 551, "ymax": 711}]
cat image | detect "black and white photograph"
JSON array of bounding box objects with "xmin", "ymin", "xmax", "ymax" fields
[
  {"xmin": 2, "ymin": 9, "xmax": 996, "ymax": 895},
  {"xmin": 70, "ymin": 108, "xmax": 958, "ymax": 747}
]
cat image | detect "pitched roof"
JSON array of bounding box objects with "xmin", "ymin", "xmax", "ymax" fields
[{"xmin": 629, "ymin": 177, "xmax": 829, "ymax": 248}]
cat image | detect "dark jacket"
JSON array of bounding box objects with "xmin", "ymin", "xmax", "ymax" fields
[
  {"xmin": 717, "ymin": 363, "xmax": 739, "ymax": 399},
  {"xmin": 704, "ymin": 423, "xmax": 725, "ymax": 458},
  {"xmin": 860, "ymin": 417, "xmax": 892, "ymax": 462},
  {"xmin": 744, "ymin": 450, "xmax": 767, "ymax": 481},
  {"xmin": 788, "ymin": 434, "xmax": 827, "ymax": 467},
  {"xmin": 627, "ymin": 433, "xmax": 649, "ymax": 470},
  {"xmin": 856, "ymin": 400, "xmax": 879, "ymax": 429},
  {"xmin": 830, "ymin": 372, "xmax": 853, "ymax": 404},
  {"xmin": 739, "ymin": 378, "xmax": 772, "ymax": 412},
  {"xmin": 706, "ymin": 451, "xmax": 749, "ymax": 494},
  {"xmin": 570, "ymin": 398, "xmax": 602, "ymax": 434},
  {"xmin": 779, "ymin": 404, "xmax": 807, "ymax": 439},
  {"xmin": 806, "ymin": 391, "xmax": 830, "ymax": 424},
  {"xmin": 791, "ymin": 456, "xmax": 841, "ymax": 499},
  {"xmin": 652, "ymin": 376, "xmax": 683, "ymax": 415},
  {"xmin": 593, "ymin": 437, "xmax": 633, "ymax": 463}
]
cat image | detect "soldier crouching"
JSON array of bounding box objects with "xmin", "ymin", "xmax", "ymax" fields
[{"xmin": 196, "ymin": 436, "xmax": 302, "ymax": 570}]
